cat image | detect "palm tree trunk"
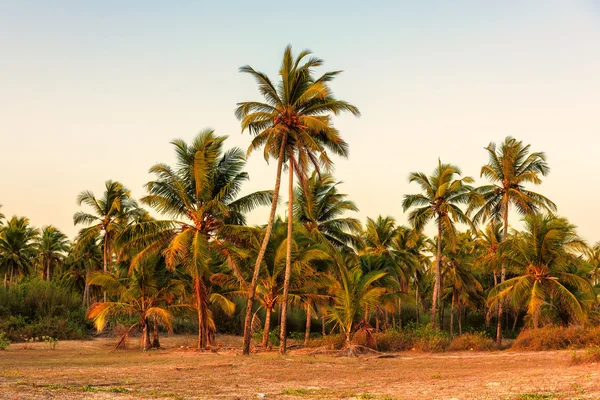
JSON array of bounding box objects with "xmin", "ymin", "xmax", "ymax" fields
[
  {"xmin": 279, "ymin": 156, "xmax": 294, "ymax": 355},
  {"xmin": 450, "ymin": 290, "xmax": 455, "ymax": 336},
  {"xmin": 321, "ymin": 313, "xmax": 326, "ymax": 336},
  {"xmin": 398, "ymin": 298, "xmax": 402, "ymax": 329},
  {"xmin": 304, "ymin": 305, "xmax": 311, "ymax": 346},
  {"xmin": 431, "ymin": 220, "xmax": 442, "ymax": 329},
  {"xmin": 458, "ymin": 300, "xmax": 462, "ymax": 335},
  {"xmin": 83, "ymin": 281, "xmax": 90, "ymax": 307},
  {"xmin": 103, "ymin": 232, "xmax": 108, "ymax": 302},
  {"xmin": 262, "ymin": 307, "xmax": 272, "ymax": 347},
  {"xmin": 152, "ymin": 315, "xmax": 160, "ymax": 348},
  {"xmin": 497, "ymin": 198, "xmax": 509, "ymax": 346},
  {"xmin": 141, "ymin": 318, "xmax": 151, "ymax": 351},
  {"xmin": 195, "ymin": 277, "xmax": 209, "ymax": 349},
  {"xmin": 415, "ymin": 285, "xmax": 420, "ymax": 324},
  {"xmin": 242, "ymin": 137, "xmax": 286, "ymax": 356}
]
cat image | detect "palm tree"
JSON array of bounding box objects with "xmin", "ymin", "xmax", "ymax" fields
[
  {"xmin": 0, "ymin": 216, "xmax": 39, "ymax": 286},
  {"xmin": 236, "ymin": 45, "xmax": 360, "ymax": 355},
  {"xmin": 87, "ymin": 255, "xmax": 183, "ymax": 350},
  {"xmin": 74, "ymin": 180, "xmax": 142, "ymax": 300},
  {"xmin": 440, "ymin": 232, "xmax": 483, "ymax": 335},
  {"xmin": 362, "ymin": 217, "xmax": 417, "ymax": 328},
  {"xmin": 36, "ymin": 226, "xmax": 70, "ymax": 281},
  {"xmin": 473, "ymin": 220, "xmax": 505, "ymax": 326},
  {"xmin": 471, "ymin": 137, "xmax": 556, "ymax": 343},
  {"xmin": 489, "ymin": 214, "xmax": 594, "ymax": 328},
  {"xmin": 402, "ymin": 160, "xmax": 474, "ymax": 328},
  {"xmin": 68, "ymin": 234, "xmax": 103, "ymax": 306},
  {"xmin": 118, "ymin": 129, "xmax": 271, "ymax": 349},
  {"xmin": 326, "ymin": 262, "xmax": 387, "ymax": 353}
]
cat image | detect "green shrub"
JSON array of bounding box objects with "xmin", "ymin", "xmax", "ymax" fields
[
  {"xmin": 0, "ymin": 279, "xmax": 90, "ymax": 341},
  {"xmin": 408, "ymin": 323, "xmax": 451, "ymax": 352},
  {"xmin": 513, "ymin": 326, "xmax": 600, "ymax": 351},
  {"xmin": 0, "ymin": 332, "xmax": 10, "ymax": 350}
]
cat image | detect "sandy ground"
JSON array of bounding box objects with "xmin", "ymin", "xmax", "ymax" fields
[{"xmin": 0, "ymin": 335, "xmax": 598, "ymax": 400}]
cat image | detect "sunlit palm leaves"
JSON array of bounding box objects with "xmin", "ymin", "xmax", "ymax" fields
[
  {"xmin": 118, "ymin": 129, "xmax": 271, "ymax": 349},
  {"xmin": 73, "ymin": 180, "xmax": 142, "ymax": 278},
  {"xmin": 489, "ymin": 214, "xmax": 594, "ymax": 328},
  {"xmin": 36, "ymin": 226, "xmax": 69, "ymax": 281},
  {"xmin": 0, "ymin": 216, "xmax": 39, "ymax": 285}
]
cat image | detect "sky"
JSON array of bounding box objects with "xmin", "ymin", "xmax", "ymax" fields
[{"xmin": 1, "ymin": 1, "xmax": 599, "ymax": 242}]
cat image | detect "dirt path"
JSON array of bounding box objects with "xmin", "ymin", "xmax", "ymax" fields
[{"xmin": 0, "ymin": 336, "xmax": 598, "ymax": 399}]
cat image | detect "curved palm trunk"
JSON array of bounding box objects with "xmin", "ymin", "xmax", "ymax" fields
[
  {"xmin": 496, "ymin": 198, "xmax": 509, "ymax": 346},
  {"xmin": 262, "ymin": 306, "xmax": 272, "ymax": 347},
  {"xmin": 279, "ymin": 156, "xmax": 294, "ymax": 355},
  {"xmin": 304, "ymin": 304, "xmax": 311, "ymax": 346},
  {"xmin": 431, "ymin": 220, "xmax": 442, "ymax": 328},
  {"xmin": 242, "ymin": 138, "xmax": 287, "ymax": 356}
]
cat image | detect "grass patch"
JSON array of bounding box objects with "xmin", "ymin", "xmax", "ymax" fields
[{"xmin": 571, "ymin": 346, "xmax": 600, "ymax": 365}]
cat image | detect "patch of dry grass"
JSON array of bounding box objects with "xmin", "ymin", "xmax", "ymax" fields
[{"xmin": 0, "ymin": 335, "xmax": 599, "ymax": 399}]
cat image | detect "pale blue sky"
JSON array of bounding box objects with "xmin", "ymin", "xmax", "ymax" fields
[{"xmin": 1, "ymin": 1, "xmax": 599, "ymax": 241}]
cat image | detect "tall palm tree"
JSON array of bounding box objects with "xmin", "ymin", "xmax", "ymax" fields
[
  {"xmin": 73, "ymin": 180, "xmax": 142, "ymax": 301},
  {"xmin": 402, "ymin": 160, "xmax": 474, "ymax": 328},
  {"xmin": 118, "ymin": 129, "xmax": 271, "ymax": 349},
  {"xmin": 235, "ymin": 45, "xmax": 360, "ymax": 355},
  {"xmin": 489, "ymin": 214, "xmax": 594, "ymax": 328},
  {"xmin": 36, "ymin": 226, "xmax": 70, "ymax": 281},
  {"xmin": 0, "ymin": 216, "xmax": 39, "ymax": 286},
  {"xmin": 470, "ymin": 137, "xmax": 556, "ymax": 343}
]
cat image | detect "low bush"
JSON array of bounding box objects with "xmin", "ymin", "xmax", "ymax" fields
[
  {"xmin": 448, "ymin": 332, "xmax": 495, "ymax": 351},
  {"xmin": 305, "ymin": 334, "xmax": 346, "ymax": 350},
  {"xmin": 512, "ymin": 326, "xmax": 600, "ymax": 351}
]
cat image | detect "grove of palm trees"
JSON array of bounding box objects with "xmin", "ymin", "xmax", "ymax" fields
[{"xmin": 2, "ymin": 45, "xmax": 600, "ymax": 399}]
